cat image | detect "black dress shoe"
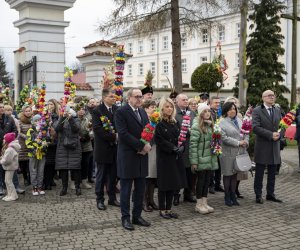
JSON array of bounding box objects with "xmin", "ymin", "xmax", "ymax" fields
[
  {"xmin": 266, "ymin": 195, "xmax": 283, "ymax": 203},
  {"xmin": 209, "ymin": 187, "xmax": 215, "ymax": 194},
  {"xmin": 132, "ymin": 217, "xmax": 151, "ymax": 227},
  {"xmin": 97, "ymin": 201, "xmax": 107, "ymax": 210},
  {"xmin": 108, "ymin": 200, "xmax": 120, "ymax": 207},
  {"xmin": 256, "ymin": 197, "xmax": 264, "ymax": 204},
  {"xmin": 122, "ymin": 219, "xmax": 135, "ymax": 231},
  {"xmin": 167, "ymin": 211, "xmax": 179, "ymax": 219},
  {"xmin": 159, "ymin": 211, "xmax": 171, "ymax": 219},
  {"xmin": 60, "ymin": 187, "xmax": 67, "ymax": 196},
  {"xmin": 215, "ymin": 186, "xmax": 225, "ymax": 192},
  {"xmin": 184, "ymin": 196, "xmax": 197, "ymax": 203}
]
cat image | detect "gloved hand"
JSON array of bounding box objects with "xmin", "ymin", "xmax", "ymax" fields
[{"xmin": 172, "ymin": 146, "xmax": 184, "ymax": 155}]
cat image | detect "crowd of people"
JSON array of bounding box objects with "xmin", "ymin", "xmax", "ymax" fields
[{"xmin": 0, "ymin": 85, "xmax": 297, "ymax": 231}]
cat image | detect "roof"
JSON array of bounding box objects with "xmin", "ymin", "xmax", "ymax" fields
[
  {"xmin": 76, "ymin": 50, "xmax": 112, "ymax": 59},
  {"xmin": 83, "ymin": 40, "xmax": 117, "ymax": 49},
  {"xmin": 71, "ymin": 72, "xmax": 94, "ymax": 91}
]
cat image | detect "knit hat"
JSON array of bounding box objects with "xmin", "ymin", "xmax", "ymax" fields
[
  {"xmin": 197, "ymin": 103, "xmax": 210, "ymax": 115},
  {"xmin": 4, "ymin": 132, "xmax": 16, "ymax": 144},
  {"xmin": 32, "ymin": 114, "xmax": 41, "ymax": 123}
]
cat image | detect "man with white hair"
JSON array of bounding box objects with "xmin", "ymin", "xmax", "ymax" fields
[
  {"xmin": 173, "ymin": 94, "xmax": 196, "ymax": 205},
  {"xmin": 252, "ymin": 90, "xmax": 283, "ymax": 204}
]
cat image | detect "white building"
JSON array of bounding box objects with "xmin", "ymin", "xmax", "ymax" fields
[{"xmin": 112, "ymin": 2, "xmax": 300, "ymax": 92}]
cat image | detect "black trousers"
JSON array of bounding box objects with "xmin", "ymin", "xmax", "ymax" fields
[
  {"xmin": 81, "ymin": 151, "xmax": 92, "ymax": 180},
  {"xmin": 174, "ymin": 167, "xmax": 194, "ymax": 197},
  {"xmin": 158, "ymin": 190, "xmax": 174, "ymax": 210},
  {"xmin": 254, "ymin": 164, "xmax": 276, "ymax": 197},
  {"xmin": 120, "ymin": 178, "xmax": 145, "ymax": 221},
  {"xmin": 60, "ymin": 170, "xmax": 81, "ymax": 188},
  {"xmin": 95, "ymin": 162, "xmax": 117, "ymax": 202},
  {"xmin": 43, "ymin": 163, "xmax": 55, "ymax": 187},
  {"xmin": 19, "ymin": 160, "xmax": 30, "ymax": 184},
  {"xmin": 196, "ymin": 170, "xmax": 212, "ymax": 199},
  {"xmin": 209, "ymin": 158, "xmax": 221, "ymax": 188},
  {"xmin": 298, "ymin": 140, "xmax": 300, "ymax": 167}
]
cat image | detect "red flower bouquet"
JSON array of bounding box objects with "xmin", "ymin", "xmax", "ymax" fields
[
  {"xmin": 278, "ymin": 106, "xmax": 297, "ymax": 132},
  {"xmin": 140, "ymin": 109, "xmax": 160, "ymax": 144},
  {"xmin": 178, "ymin": 111, "xmax": 191, "ymax": 147},
  {"xmin": 240, "ymin": 106, "xmax": 253, "ymax": 137}
]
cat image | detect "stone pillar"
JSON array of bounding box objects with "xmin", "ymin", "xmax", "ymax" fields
[{"xmin": 6, "ymin": 0, "xmax": 76, "ymax": 100}]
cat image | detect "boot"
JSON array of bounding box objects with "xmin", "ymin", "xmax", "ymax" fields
[
  {"xmin": 143, "ymin": 184, "xmax": 153, "ymax": 212},
  {"xmin": 202, "ymin": 197, "xmax": 214, "ymax": 213},
  {"xmin": 173, "ymin": 194, "xmax": 180, "ymax": 206},
  {"xmin": 195, "ymin": 198, "xmax": 209, "ymax": 214},
  {"xmin": 81, "ymin": 179, "xmax": 92, "ymax": 189},
  {"xmin": 224, "ymin": 192, "xmax": 232, "ymax": 206},
  {"xmin": 60, "ymin": 187, "xmax": 67, "ymax": 196},
  {"xmin": 230, "ymin": 192, "xmax": 240, "ymax": 206},
  {"xmin": 195, "ymin": 199, "xmax": 202, "ymax": 212},
  {"xmin": 148, "ymin": 183, "xmax": 158, "ymax": 210}
]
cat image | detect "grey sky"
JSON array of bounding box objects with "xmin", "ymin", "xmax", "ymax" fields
[{"xmin": 0, "ymin": 0, "xmax": 114, "ymax": 73}]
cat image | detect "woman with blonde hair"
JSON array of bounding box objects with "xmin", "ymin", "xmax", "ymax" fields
[{"xmin": 155, "ymin": 97, "xmax": 187, "ymax": 219}]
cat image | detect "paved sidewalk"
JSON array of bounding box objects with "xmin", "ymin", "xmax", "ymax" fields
[{"xmin": 0, "ymin": 148, "xmax": 299, "ymax": 250}]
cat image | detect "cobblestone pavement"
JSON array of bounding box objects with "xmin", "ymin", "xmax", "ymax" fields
[{"xmin": 0, "ymin": 148, "xmax": 299, "ymax": 250}]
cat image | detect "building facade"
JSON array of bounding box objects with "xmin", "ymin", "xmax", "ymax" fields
[{"xmin": 112, "ymin": 4, "xmax": 300, "ymax": 92}]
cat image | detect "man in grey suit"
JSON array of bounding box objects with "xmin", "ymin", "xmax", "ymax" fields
[{"xmin": 252, "ymin": 90, "xmax": 283, "ymax": 204}]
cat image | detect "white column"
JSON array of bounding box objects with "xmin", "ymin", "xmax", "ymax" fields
[{"xmin": 6, "ymin": 0, "xmax": 76, "ymax": 100}]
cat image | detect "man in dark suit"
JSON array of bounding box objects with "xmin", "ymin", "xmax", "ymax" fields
[
  {"xmin": 173, "ymin": 94, "xmax": 196, "ymax": 205},
  {"xmin": 252, "ymin": 90, "xmax": 283, "ymax": 204},
  {"xmin": 208, "ymin": 96, "xmax": 224, "ymax": 194},
  {"xmin": 91, "ymin": 89, "xmax": 120, "ymax": 210},
  {"xmin": 115, "ymin": 88, "xmax": 151, "ymax": 231}
]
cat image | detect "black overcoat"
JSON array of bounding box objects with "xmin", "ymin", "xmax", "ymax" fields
[
  {"xmin": 54, "ymin": 116, "xmax": 82, "ymax": 170},
  {"xmin": 252, "ymin": 104, "xmax": 281, "ymax": 165},
  {"xmin": 155, "ymin": 120, "xmax": 187, "ymax": 191},
  {"xmin": 175, "ymin": 106, "xmax": 195, "ymax": 168},
  {"xmin": 91, "ymin": 103, "xmax": 117, "ymax": 164},
  {"xmin": 115, "ymin": 103, "xmax": 149, "ymax": 179}
]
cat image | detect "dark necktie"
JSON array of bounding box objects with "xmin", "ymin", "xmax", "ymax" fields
[
  {"xmin": 182, "ymin": 110, "xmax": 186, "ymax": 115},
  {"xmin": 134, "ymin": 109, "xmax": 141, "ymax": 122},
  {"xmin": 108, "ymin": 107, "xmax": 113, "ymax": 115},
  {"xmin": 268, "ymin": 107, "xmax": 273, "ymax": 120}
]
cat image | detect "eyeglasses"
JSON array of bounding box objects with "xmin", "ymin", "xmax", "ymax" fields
[
  {"xmin": 263, "ymin": 94, "xmax": 275, "ymax": 98},
  {"xmin": 132, "ymin": 95, "xmax": 143, "ymax": 99}
]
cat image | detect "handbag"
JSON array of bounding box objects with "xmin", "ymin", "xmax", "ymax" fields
[{"xmin": 235, "ymin": 148, "xmax": 252, "ymax": 172}]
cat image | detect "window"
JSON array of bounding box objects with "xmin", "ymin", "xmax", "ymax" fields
[
  {"xmin": 235, "ymin": 53, "xmax": 239, "ymax": 68},
  {"xmin": 150, "ymin": 38, "xmax": 155, "ymax": 51},
  {"xmin": 127, "ymin": 64, "xmax": 132, "ymax": 76},
  {"xmin": 162, "ymin": 60, "xmax": 168, "ymax": 74},
  {"xmin": 162, "ymin": 36, "xmax": 168, "ymax": 50},
  {"xmin": 218, "ymin": 25, "xmax": 225, "ymax": 41},
  {"xmin": 200, "ymin": 56, "xmax": 207, "ymax": 64},
  {"xmin": 181, "ymin": 58, "xmax": 187, "ymax": 72},
  {"xmin": 138, "ymin": 63, "xmax": 143, "ymax": 75},
  {"xmin": 236, "ymin": 23, "xmax": 240, "ymax": 38},
  {"xmin": 202, "ymin": 29, "xmax": 208, "ymax": 43},
  {"xmin": 181, "ymin": 33, "xmax": 187, "ymax": 47},
  {"xmin": 128, "ymin": 42, "xmax": 133, "ymax": 54},
  {"xmin": 150, "ymin": 62, "xmax": 156, "ymax": 74},
  {"xmin": 138, "ymin": 40, "xmax": 143, "ymax": 53}
]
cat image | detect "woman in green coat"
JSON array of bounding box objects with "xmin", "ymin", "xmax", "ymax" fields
[{"xmin": 189, "ymin": 103, "xmax": 218, "ymax": 214}]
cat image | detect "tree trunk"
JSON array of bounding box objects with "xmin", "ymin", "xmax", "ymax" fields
[
  {"xmin": 238, "ymin": 0, "xmax": 248, "ymax": 107},
  {"xmin": 171, "ymin": 0, "xmax": 183, "ymax": 93}
]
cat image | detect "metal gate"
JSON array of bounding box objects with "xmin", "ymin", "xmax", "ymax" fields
[{"xmin": 19, "ymin": 56, "xmax": 37, "ymax": 90}]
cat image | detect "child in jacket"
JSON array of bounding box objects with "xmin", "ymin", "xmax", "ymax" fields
[{"xmin": 0, "ymin": 133, "xmax": 20, "ymax": 201}]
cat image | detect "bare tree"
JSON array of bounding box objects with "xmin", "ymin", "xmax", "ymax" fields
[{"xmin": 98, "ymin": 0, "xmax": 239, "ymax": 93}]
